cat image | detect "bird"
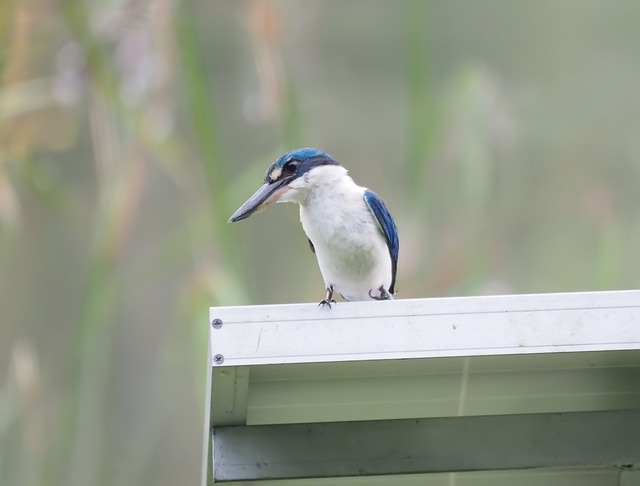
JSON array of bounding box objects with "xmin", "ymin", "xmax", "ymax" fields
[{"xmin": 228, "ymin": 148, "xmax": 399, "ymax": 307}]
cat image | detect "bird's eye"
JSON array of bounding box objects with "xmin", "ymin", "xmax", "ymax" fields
[{"xmin": 283, "ymin": 160, "xmax": 298, "ymax": 173}]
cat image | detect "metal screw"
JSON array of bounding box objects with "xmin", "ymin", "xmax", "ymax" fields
[
  {"xmin": 211, "ymin": 318, "xmax": 223, "ymax": 329},
  {"xmin": 213, "ymin": 354, "xmax": 224, "ymax": 365}
]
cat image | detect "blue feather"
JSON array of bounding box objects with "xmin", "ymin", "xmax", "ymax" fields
[
  {"xmin": 363, "ymin": 190, "xmax": 399, "ymax": 294},
  {"xmin": 277, "ymin": 148, "xmax": 333, "ymax": 166}
]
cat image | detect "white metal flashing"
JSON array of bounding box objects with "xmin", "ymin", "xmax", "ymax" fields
[{"xmin": 209, "ymin": 290, "xmax": 640, "ymax": 367}]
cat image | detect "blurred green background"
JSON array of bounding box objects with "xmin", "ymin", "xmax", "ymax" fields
[{"xmin": 1, "ymin": 0, "xmax": 639, "ymax": 485}]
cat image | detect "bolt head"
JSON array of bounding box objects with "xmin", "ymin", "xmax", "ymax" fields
[
  {"xmin": 212, "ymin": 318, "xmax": 223, "ymax": 329},
  {"xmin": 213, "ymin": 354, "xmax": 224, "ymax": 365}
]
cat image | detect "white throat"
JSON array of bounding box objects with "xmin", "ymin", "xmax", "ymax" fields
[{"xmin": 278, "ymin": 165, "xmax": 355, "ymax": 206}]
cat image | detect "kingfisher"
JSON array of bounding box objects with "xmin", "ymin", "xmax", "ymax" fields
[{"xmin": 228, "ymin": 148, "xmax": 399, "ymax": 307}]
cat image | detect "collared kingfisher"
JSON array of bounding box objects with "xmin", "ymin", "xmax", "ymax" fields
[{"xmin": 229, "ymin": 148, "xmax": 399, "ymax": 307}]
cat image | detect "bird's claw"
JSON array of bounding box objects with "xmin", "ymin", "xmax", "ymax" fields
[
  {"xmin": 318, "ymin": 299, "xmax": 336, "ymax": 308},
  {"xmin": 368, "ymin": 285, "xmax": 391, "ymax": 301},
  {"xmin": 319, "ymin": 286, "xmax": 335, "ymax": 308}
]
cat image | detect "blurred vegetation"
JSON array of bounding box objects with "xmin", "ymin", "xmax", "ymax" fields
[{"xmin": 1, "ymin": 0, "xmax": 639, "ymax": 485}]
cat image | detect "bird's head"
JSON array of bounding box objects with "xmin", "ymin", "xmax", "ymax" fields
[{"xmin": 228, "ymin": 148, "xmax": 339, "ymax": 222}]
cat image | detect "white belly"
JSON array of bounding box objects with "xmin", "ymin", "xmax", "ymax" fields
[{"xmin": 299, "ymin": 199, "xmax": 392, "ymax": 301}]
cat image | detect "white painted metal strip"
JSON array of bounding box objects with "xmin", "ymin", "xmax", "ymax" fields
[{"xmin": 209, "ymin": 290, "xmax": 640, "ymax": 366}]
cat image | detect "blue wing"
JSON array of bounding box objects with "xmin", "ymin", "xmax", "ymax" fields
[{"xmin": 363, "ymin": 190, "xmax": 399, "ymax": 294}]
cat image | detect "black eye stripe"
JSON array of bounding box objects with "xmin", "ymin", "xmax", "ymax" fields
[
  {"xmin": 283, "ymin": 160, "xmax": 298, "ymax": 172},
  {"xmin": 263, "ymin": 154, "xmax": 339, "ymax": 184}
]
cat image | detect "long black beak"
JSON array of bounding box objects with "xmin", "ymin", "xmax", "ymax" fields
[{"xmin": 228, "ymin": 178, "xmax": 289, "ymax": 222}]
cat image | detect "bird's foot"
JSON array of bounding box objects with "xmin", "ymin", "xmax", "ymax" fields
[
  {"xmin": 318, "ymin": 286, "xmax": 336, "ymax": 308},
  {"xmin": 318, "ymin": 299, "xmax": 336, "ymax": 308},
  {"xmin": 368, "ymin": 285, "xmax": 392, "ymax": 301}
]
